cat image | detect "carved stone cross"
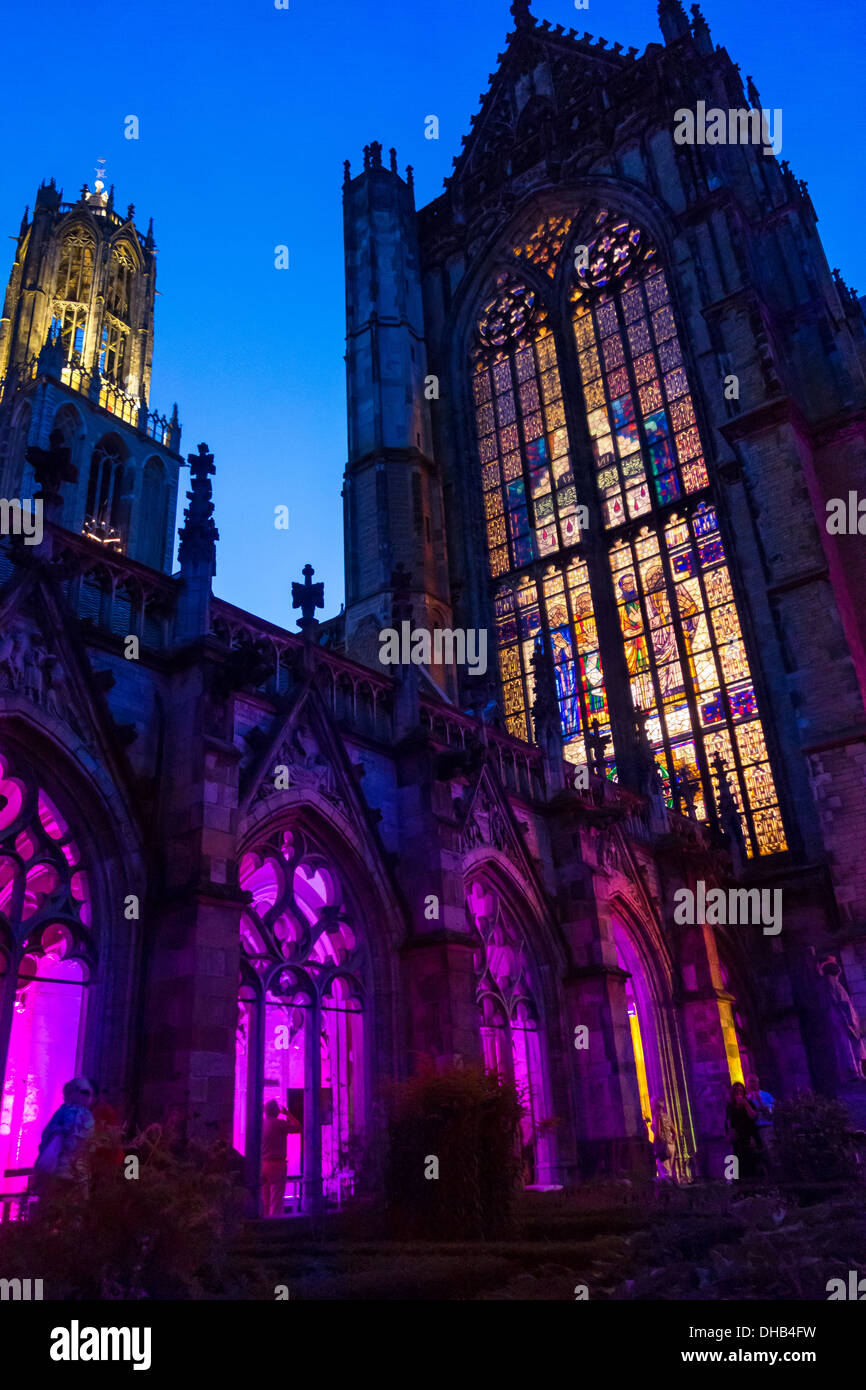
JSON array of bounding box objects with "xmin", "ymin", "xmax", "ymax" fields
[{"xmin": 292, "ymin": 564, "xmax": 324, "ymax": 636}]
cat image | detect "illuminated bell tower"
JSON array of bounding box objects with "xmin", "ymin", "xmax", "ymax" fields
[{"xmin": 0, "ymin": 167, "xmax": 182, "ymax": 571}]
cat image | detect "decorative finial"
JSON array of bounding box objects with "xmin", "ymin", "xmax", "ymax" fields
[
  {"xmin": 292, "ymin": 564, "xmax": 325, "ymax": 638},
  {"xmin": 746, "ymin": 74, "xmax": 762, "ymax": 110},
  {"xmin": 511, "ymin": 0, "xmax": 533, "ymax": 29},
  {"xmin": 389, "ymin": 147, "xmax": 398, "ymax": 174},
  {"xmin": 690, "ymin": 3, "xmax": 712, "ymax": 53},
  {"xmin": 658, "ymin": 0, "xmax": 689, "ymax": 43},
  {"xmin": 178, "ymin": 443, "xmax": 219, "ymax": 576},
  {"xmin": 26, "ymin": 427, "xmax": 77, "ymax": 523}
]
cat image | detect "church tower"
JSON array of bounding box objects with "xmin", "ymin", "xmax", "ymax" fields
[
  {"xmin": 341, "ymin": 143, "xmax": 453, "ymax": 690},
  {"xmin": 0, "ymin": 171, "xmax": 182, "ymax": 571}
]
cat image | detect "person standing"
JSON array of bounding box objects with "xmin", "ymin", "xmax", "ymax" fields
[
  {"xmin": 746, "ymin": 1073, "xmax": 775, "ymax": 1171},
  {"xmin": 725, "ymin": 1081, "xmax": 760, "ymax": 1180},
  {"xmin": 31, "ymin": 1077, "xmax": 96, "ymax": 1208},
  {"xmin": 260, "ymin": 1100, "xmax": 298, "ymax": 1218}
]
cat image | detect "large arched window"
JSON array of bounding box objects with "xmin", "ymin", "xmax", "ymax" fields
[
  {"xmin": 470, "ymin": 205, "xmax": 786, "ymax": 856},
  {"xmin": 52, "ymin": 231, "xmax": 94, "ymax": 369},
  {"xmin": 106, "ymin": 243, "xmax": 135, "ymax": 322},
  {"xmin": 83, "ymin": 434, "xmax": 128, "ymax": 549},
  {"xmin": 472, "ymin": 268, "xmax": 612, "ymax": 765},
  {"xmin": 1, "ymin": 401, "xmax": 32, "ymax": 498},
  {"xmin": 234, "ymin": 827, "xmax": 366, "ymax": 1212},
  {"xmin": 139, "ymin": 458, "xmax": 168, "ymax": 570},
  {"xmin": 0, "ymin": 754, "xmax": 94, "ymax": 1210},
  {"xmin": 467, "ymin": 877, "xmax": 553, "ymax": 1187}
]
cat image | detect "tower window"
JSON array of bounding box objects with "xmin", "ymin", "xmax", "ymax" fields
[
  {"xmin": 85, "ymin": 437, "xmax": 127, "ymax": 536},
  {"xmin": 106, "ymin": 244, "xmax": 135, "ymax": 322},
  {"xmin": 51, "ymin": 306, "xmax": 88, "ymax": 366},
  {"xmin": 99, "ymin": 317, "xmax": 128, "ymax": 384},
  {"xmin": 55, "ymin": 232, "xmax": 94, "ymax": 303}
]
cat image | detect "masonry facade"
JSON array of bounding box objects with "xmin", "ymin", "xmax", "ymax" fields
[{"xmin": 1, "ymin": 0, "xmax": 865, "ymax": 1214}]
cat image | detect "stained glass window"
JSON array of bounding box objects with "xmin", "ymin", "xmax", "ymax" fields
[
  {"xmin": 470, "ymin": 212, "xmax": 787, "ymax": 855},
  {"xmin": 513, "ymin": 212, "xmax": 574, "ymax": 278},
  {"xmin": 572, "ymin": 217, "xmax": 708, "ymax": 529},
  {"xmin": 567, "ymin": 209, "xmax": 785, "ymax": 855},
  {"xmin": 473, "ymin": 275, "xmax": 582, "ymax": 576},
  {"xmin": 609, "ymin": 506, "xmax": 785, "ymax": 855}
]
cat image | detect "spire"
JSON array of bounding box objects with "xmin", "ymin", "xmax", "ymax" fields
[
  {"xmin": 178, "ymin": 442, "xmax": 219, "ymax": 576},
  {"xmin": 690, "ymin": 4, "xmax": 712, "ymax": 54},
  {"xmin": 746, "ymin": 74, "xmax": 762, "ymax": 110},
  {"xmin": 144, "ymin": 217, "xmax": 155, "ymax": 252},
  {"xmin": 37, "ymin": 318, "xmax": 67, "ymax": 376},
  {"xmin": 658, "ymin": 0, "xmax": 689, "ymax": 42}
]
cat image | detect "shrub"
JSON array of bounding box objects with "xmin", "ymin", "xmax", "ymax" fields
[
  {"xmin": 385, "ymin": 1063, "xmax": 524, "ymax": 1240},
  {"xmin": 0, "ymin": 1123, "xmax": 248, "ymax": 1299},
  {"xmin": 772, "ymin": 1090, "xmax": 862, "ymax": 1186}
]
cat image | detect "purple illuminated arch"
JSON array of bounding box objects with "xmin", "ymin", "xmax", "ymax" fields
[
  {"xmin": 234, "ymin": 823, "xmax": 366, "ymax": 1213},
  {"xmin": 467, "ymin": 873, "xmax": 555, "ymax": 1187},
  {"xmin": 0, "ymin": 753, "xmax": 94, "ymax": 1208}
]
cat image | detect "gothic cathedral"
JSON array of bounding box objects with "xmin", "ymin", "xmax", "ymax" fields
[{"xmin": 1, "ymin": 0, "xmax": 865, "ymax": 1212}]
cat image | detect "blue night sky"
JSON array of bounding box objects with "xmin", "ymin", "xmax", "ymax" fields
[{"xmin": 1, "ymin": 0, "xmax": 863, "ymax": 627}]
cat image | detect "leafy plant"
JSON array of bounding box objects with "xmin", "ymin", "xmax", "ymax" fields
[
  {"xmin": 0, "ymin": 1122, "xmax": 248, "ymax": 1300},
  {"xmin": 385, "ymin": 1063, "xmax": 524, "ymax": 1240},
  {"xmin": 772, "ymin": 1090, "xmax": 863, "ymax": 1186}
]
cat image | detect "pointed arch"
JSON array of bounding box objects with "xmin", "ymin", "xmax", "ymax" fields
[
  {"xmin": 454, "ymin": 186, "xmax": 788, "ymax": 854},
  {"xmin": 607, "ymin": 893, "xmax": 694, "ymax": 1179},
  {"xmin": 234, "ymin": 799, "xmax": 403, "ymax": 1213},
  {"xmin": 0, "ymin": 714, "xmax": 145, "ymax": 1209},
  {"xmin": 465, "ymin": 855, "xmax": 566, "ymax": 1186}
]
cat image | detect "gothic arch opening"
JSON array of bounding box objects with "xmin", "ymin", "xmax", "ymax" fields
[
  {"xmin": 139, "ymin": 457, "xmax": 168, "ymax": 570},
  {"xmin": 233, "ymin": 819, "xmax": 380, "ymax": 1214},
  {"xmin": 611, "ymin": 907, "xmax": 691, "ymax": 1179},
  {"xmin": 83, "ymin": 432, "xmax": 129, "ymax": 548},
  {"xmin": 466, "ymin": 869, "xmax": 557, "ymax": 1187},
  {"xmin": 2, "ymin": 401, "xmax": 32, "ymax": 498},
  {"xmin": 0, "ymin": 746, "xmax": 98, "ymax": 1214},
  {"xmin": 464, "ymin": 198, "xmax": 787, "ymax": 858}
]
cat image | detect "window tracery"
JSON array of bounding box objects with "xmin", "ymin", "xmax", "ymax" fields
[
  {"xmin": 468, "ymin": 878, "xmax": 550, "ymax": 1186},
  {"xmin": 0, "ymin": 754, "xmax": 93, "ymax": 1200},
  {"xmin": 513, "ymin": 212, "xmax": 574, "ymax": 278},
  {"xmin": 234, "ymin": 827, "xmax": 365, "ymax": 1207},
  {"xmin": 471, "ymin": 206, "xmax": 787, "ymax": 853}
]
